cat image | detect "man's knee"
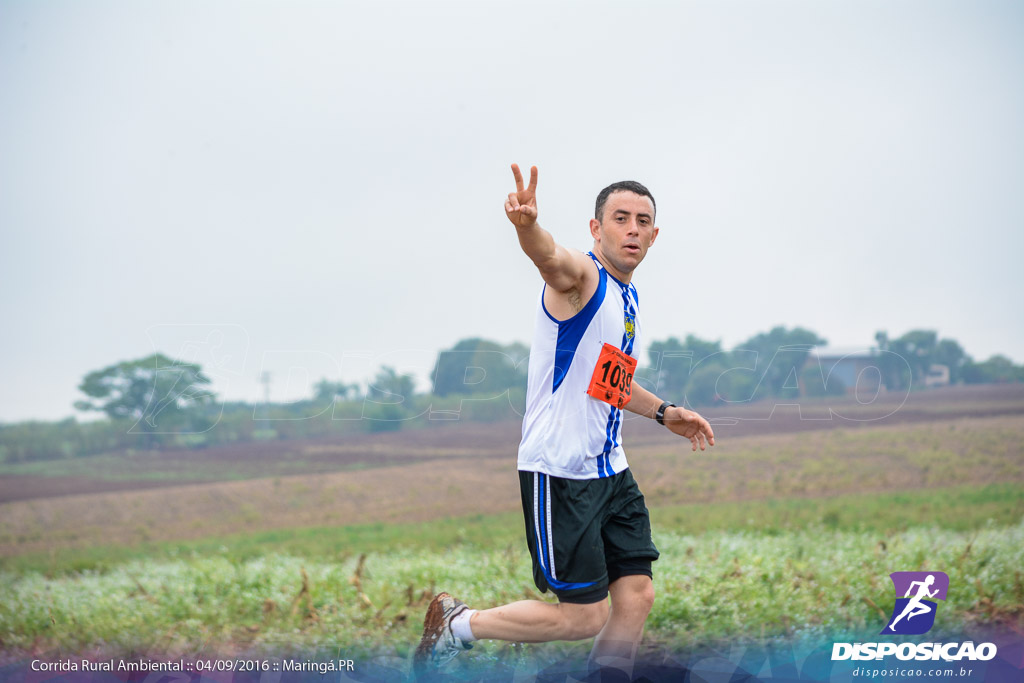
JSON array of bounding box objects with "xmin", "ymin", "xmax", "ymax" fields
[
  {"xmin": 637, "ymin": 581, "xmax": 655, "ymax": 614},
  {"xmin": 611, "ymin": 576, "xmax": 655, "ymax": 618}
]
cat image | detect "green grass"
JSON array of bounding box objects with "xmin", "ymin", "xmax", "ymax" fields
[
  {"xmin": 2, "ymin": 484, "xmax": 1021, "ymax": 669},
  {"xmin": 0, "ymin": 512, "xmax": 527, "ymax": 576},
  {"xmin": 1, "ymin": 519, "xmax": 1021, "ymax": 666},
  {"xmin": 652, "ymin": 483, "xmax": 1024, "ymax": 535},
  {"xmin": 3, "ymin": 483, "xmax": 1019, "ymax": 576}
]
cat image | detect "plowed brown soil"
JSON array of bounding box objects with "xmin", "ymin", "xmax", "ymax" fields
[{"xmin": 1, "ymin": 385, "xmax": 1022, "ymax": 558}]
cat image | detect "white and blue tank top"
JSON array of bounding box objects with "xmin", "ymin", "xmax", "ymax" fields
[{"xmin": 517, "ymin": 252, "xmax": 642, "ymax": 480}]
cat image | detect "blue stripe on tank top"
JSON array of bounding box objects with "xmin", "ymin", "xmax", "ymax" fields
[
  {"xmin": 597, "ymin": 283, "xmax": 638, "ymax": 477},
  {"xmin": 548, "ymin": 268, "xmax": 607, "ymax": 394}
]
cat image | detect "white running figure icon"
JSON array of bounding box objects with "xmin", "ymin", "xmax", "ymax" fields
[{"xmin": 888, "ymin": 574, "xmax": 939, "ymax": 632}]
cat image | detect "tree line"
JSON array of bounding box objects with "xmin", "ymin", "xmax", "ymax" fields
[{"xmin": 1, "ymin": 328, "xmax": 1021, "ymax": 464}]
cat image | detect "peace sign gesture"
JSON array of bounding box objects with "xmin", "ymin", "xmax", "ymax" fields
[{"xmin": 505, "ymin": 163, "xmax": 539, "ymax": 229}]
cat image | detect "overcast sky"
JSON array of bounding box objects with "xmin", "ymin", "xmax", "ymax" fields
[{"xmin": 2, "ymin": 0, "xmax": 1022, "ymax": 423}]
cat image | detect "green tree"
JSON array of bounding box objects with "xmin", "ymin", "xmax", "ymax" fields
[
  {"xmin": 875, "ymin": 329, "xmax": 963, "ymax": 389},
  {"xmin": 75, "ymin": 353, "xmax": 216, "ymax": 440},
  {"xmin": 366, "ymin": 366, "xmax": 417, "ymax": 404},
  {"xmin": 313, "ymin": 379, "xmax": 361, "ymax": 402},
  {"xmin": 684, "ymin": 364, "xmax": 726, "ymax": 406},
  {"xmin": 737, "ymin": 326, "xmax": 826, "ymax": 399},
  {"xmin": 933, "ymin": 338, "xmax": 968, "ymax": 384},
  {"xmin": 363, "ymin": 366, "xmax": 420, "ymax": 431},
  {"xmin": 962, "ymin": 355, "xmax": 1024, "ymax": 384},
  {"xmin": 800, "ymin": 365, "xmax": 847, "ymax": 397},
  {"xmin": 896, "ymin": 329, "xmax": 938, "ymax": 386},
  {"xmin": 874, "ymin": 331, "xmax": 912, "ymax": 391},
  {"xmin": 646, "ymin": 335, "xmax": 724, "ymax": 399},
  {"xmin": 431, "ymin": 338, "xmax": 528, "ymax": 397}
]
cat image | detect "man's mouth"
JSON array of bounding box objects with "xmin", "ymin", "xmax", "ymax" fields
[{"xmin": 624, "ymin": 244, "xmax": 641, "ymax": 254}]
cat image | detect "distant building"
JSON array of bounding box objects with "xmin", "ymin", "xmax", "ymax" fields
[
  {"xmin": 803, "ymin": 347, "xmax": 884, "ymax": 395},
  {"xmin": 803, "ymin": 348, "xmax": 951, "ymax": 394}
]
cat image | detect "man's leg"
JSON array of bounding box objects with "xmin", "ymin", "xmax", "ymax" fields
[
  {"xmin": 414, "ymin": 592, "xmax": 609, "ymax": 675},
  {"xmin": 588, "ymin": 469, "xmax": 658, "ymax": 672},
  {"xmin": 471, "ymin": 598, "xmax": 609, "ymax": 643},
  {"xmin": 417, "ymin": 471, "xmax": 614, "ymax": 670},
  {"xmin": 589, "ymin": 575, "xmax": 655, "ymax": 673},
  {"xmin": 470, "ymin": 470, "xmax": 610, "ymax": 643}
]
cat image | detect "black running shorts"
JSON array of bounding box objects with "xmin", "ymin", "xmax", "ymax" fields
[{"xmin": 519, "ymin": 468, "xmax": 660, "ymax": 604}]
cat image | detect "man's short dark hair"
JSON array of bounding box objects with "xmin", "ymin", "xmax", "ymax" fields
[{"xmin": 595, "ymin": 181, "xmax": 656, "ymax": 222}]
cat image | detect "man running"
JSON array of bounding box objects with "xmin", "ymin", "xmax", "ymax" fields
[{"xmin": 414, "ymin": 164, "xmax": 716, "ymax": 676}]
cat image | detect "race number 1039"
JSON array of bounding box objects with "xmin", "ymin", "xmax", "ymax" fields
[{"xmin": 587, "ymin": 343, "xmax": 637, "ymax": 409}]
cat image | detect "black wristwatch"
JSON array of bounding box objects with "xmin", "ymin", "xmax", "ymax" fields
[{"xmin": 655, "ymin": 401, "xmax": 676, "ymax": 426}]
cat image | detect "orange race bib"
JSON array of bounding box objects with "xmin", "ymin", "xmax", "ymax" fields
[{"xmin": 587, "ymin": 343, "xmax": 638, "ymax": 409}]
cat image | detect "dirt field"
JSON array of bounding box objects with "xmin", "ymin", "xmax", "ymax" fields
[
  {"xmin": 0, "ymin": 421, "xmax": 522, "ymax": 503},
  {"xmin": 2, "ymin": 384, "xmax": 1022, "ymax": 504},
  {"xmin": 1, "ymin": 384, "xmax": 1022, "ymax": 557}
]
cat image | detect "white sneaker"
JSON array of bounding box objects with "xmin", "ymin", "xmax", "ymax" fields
[{"xmin": 413, "ymin": 592, "xmax": 473, "ymax": 674}]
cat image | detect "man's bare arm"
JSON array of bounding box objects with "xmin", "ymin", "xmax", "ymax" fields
[
  {"xmin": 505, "ymin": 164, "xmax": 590, "ymax": 294},
  {"xmin": 625, "ymin": 383, "xmax": 715, "ymax": 452}
]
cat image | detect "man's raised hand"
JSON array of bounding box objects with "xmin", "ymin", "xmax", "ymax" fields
[{"xmin": 505, "ymin": 163, "xmax": 539, "ymax": 229}]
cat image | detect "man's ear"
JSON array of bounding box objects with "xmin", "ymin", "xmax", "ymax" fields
[
  {"xmin": 589, "ymin": 218, "xmax": 601, "ymax": 241},
  {"xmin": 649, "ymin": 226, "xmax": 660, "ymax": 247}
]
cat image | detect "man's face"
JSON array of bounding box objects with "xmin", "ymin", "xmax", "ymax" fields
[{"xmin": 590, "ymin": 191, "xmax": 659, "ymax": 279}]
